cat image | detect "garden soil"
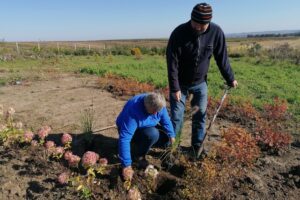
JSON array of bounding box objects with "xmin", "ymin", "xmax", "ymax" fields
[{"xmin": 0, "ymin": 73, "xmax": 299, "ymax": 199}]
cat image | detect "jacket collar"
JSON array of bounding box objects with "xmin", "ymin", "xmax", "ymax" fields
[{"xmin": 186, "ymin": 20, "xmax": 211, "ymax": 37}]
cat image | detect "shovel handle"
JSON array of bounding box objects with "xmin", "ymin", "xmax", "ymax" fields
[
  {"xmin": 204, "ymin": 86, "xmax": 231, "ymax": 144},
  {"xmin": 93, "ymin": 125, "xmax": 117, "ymax": 133}
]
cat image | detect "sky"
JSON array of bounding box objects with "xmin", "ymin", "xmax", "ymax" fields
[{"xmin": 1, "ymin": 0, "xmax": 299, "ymax": 41}]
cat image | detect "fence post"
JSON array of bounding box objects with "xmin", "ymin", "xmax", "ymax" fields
[
  {"xmin": 74, "ymin": 43, "xmax": 77, "ymax": 51},
  {"xmin": 16, "ymin": 42, "xmax": 20, "ymax": 54},
  {"xmin": 89, "ymin": 44, "xmax": 91, "ymax": 51},
  {"xmin": 57, "ymin": 42, "xmax": 60, "ymax": 52},
  {"xmin": 38, "ymin": 42, "xmax": 40, "ymax": 51}
]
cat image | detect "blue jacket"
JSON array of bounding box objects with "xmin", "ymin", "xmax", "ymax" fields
[{"xmin": 116, "ymin": 93, "xmax": 175, "ymax": 167}]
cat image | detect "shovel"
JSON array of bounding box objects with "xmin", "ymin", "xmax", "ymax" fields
[
  {"xmin": 196, "ymin": 86, "xmax": 231, "ymax": 157},
  {"xmin": 93, "ymin": 125, "xmax": 117, "ymax": 133}
]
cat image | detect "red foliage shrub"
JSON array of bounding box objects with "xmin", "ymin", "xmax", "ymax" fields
[
  {"xmin": 216, "ymin": 127, "xmax": 260, "ymax": 167},
  {"xmin": 263, "ymin": 97, "xmax": 288, "ymax": 120},
  {"xmin": 256, "ymin": 126, "xmax": 292, "ymax": 151},
  {"xmin": 98, "ymin": 74, "xmax": 155, "ymax": 96},
  {"xmin": 97, "ymin": 74, "xmax": 170, "ymax": 101},
  {"xmin": 237, "ymin": 102, "xmax": 260, "ymax": 121}
]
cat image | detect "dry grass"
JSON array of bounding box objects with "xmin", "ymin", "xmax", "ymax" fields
[
  {"xmin": 227, "ymin": 37, "xmax": 300, "ymax": 50},
  {"xmin": 2, "ymin": 37, "xmax": 299, "ymax": 52}
]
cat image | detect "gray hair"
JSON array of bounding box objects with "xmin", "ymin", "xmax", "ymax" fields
[{"xmin": 144, "ymin": 92, "xmax": 166, "ymax": 112}]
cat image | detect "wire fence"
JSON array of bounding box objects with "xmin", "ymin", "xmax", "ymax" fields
[{"xmin": 0, "ymin": 40, "xmax": 167, "ymax": 59}]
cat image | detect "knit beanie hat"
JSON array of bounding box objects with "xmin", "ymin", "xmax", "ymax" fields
[{"xmin": 191, "ymin": 3, "xmax": 212, "ymax": 24}]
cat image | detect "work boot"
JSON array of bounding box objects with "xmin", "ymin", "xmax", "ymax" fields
[{"xmin": 192, "ymin": 143, "xmax": 204, "ymax": 159}]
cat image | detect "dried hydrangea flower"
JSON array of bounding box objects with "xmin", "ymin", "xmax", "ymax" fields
[
  {"xmin": 68, "ymin": 154, "xmax": 81, "ymax": 167},
  {"xmin": 64, "ymin": 151, "xmax": 73, "ymax": 161},
  {"xmin": 45, "ymin": 141, "xmax": 56, "ymax": 150},
  {"xmin": 99, "ymin": 158, "xmax": 108, "ymax": 166},
  {"xmin": 38, "ymin": 125, "xmax": 51, "ymax": 140},
  {"xmin": 31, "ymin": 140, "xmax": 38, "ymax": 146},
  {"xmin": 57, "ymin": 172, "xmax": 69, "ymax": 185},
  {"xmin": 61, "ymin": 133, "xmax": 72, "ymax": 145},
  {"xmin": 24, "ymin": 131, "xmax": 34, "ymax": 143},
  {"xmin": 82, "ymin": 151, "xmax": 99, "ymax": 168},
  {"xmin": 53, "ymin": 147, "xmax": 65, "ymax": 155}
]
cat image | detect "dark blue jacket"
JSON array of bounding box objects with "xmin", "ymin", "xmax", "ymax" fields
[
  {"xmin": 116, "ymin": 94, "xmax": 175, "ymax": 167},
  {"xmin": 167, "ymin": 21, "xmax": 235, "ymax": 92}
]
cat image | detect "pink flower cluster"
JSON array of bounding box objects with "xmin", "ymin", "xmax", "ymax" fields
[
  {"xmin": 38, "ymin": 125, "xmax": 51, "ymax": 140},
  {"xmin": 64, "ymin": 151, "xmax": 73, "ymax": 160},
  {"xmin": 52, "ymin": 147, "xmax": 65, "ymax": 156},
  {"xmin": 81, "ymin": 151, "xmax": 99, "ymax": 168},
  {"xmin": 24, "ymin": 131, "xmax": 34, "ymax": 143},
  {"xmin": 99, "ymin": 158, "xmax": 108, "ymax": 166},
  {"xmin": 31, "ymin": 140, "xmax": 38, "ymax": 146},
  {"xmin": 69, "ymin": 155, "xmax": 81, "ymax": 167},
  {"xmin": 45, "ymin": 141, "xmax": 56, "ymax": 150},
  {"xmin": 64, "ymin": 151, "xmax": 81, "ymax": 167},
  {"xmin": 61, "ymin": 133, "xmax": 72, "ymax": 145},
  {"xmin": 58, "ymin": 172, "xmax": 69, "ymax": 185}
]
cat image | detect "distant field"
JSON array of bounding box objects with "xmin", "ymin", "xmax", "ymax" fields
[
  {"xmin": 227, "ymin": 37, "xmax": 300, "ymax": 50},
  {"xmin": 0, "ymin": 39, "xmax": 167, "ymax": 51},
  {"xmin": 1, "ymin": 36, "xmax": 300, "ymax": 51}
]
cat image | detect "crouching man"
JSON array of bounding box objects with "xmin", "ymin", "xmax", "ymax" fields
[{"xmin": 116, "ymin": 92, "xmax": 175, "ymax": 181}]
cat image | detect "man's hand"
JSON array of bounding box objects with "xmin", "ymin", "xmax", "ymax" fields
[
  {"xmin": 170, "ymin": 137, "xmax": 176, "ymax": 145},
  {"xmin": 122, "ymin": 166, "xmax": 134, "ymax": 181},
  {"xmin": 231, "ymin": 80, "xmax": 238, "ymax": 88},
  {"xmin": 172, "ymin": 91, "xmax": 181, "ymax": 102}
]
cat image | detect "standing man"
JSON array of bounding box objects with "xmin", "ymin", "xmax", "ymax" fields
[
  {"xmin": 166, "ymin": 3, "xmax": 238, "ymax": 157},
  {"xmin": 116, "ymin": 92, "xmax": 175, "ymax": 180}
]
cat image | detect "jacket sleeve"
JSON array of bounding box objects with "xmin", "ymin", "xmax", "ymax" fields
[
  {"xmin": 213, "ymin": 28, "xmax": 235, "ymax": 85},
  {"xmin": 118, "ymin": 114, "xmax": 137, "ymax": 167},
  {"xmin": 159, "ymin": 107, "xmax": 176, "ymax": 138},
  {"xmin": 166, "ymin": 31, "xmax": 181, "ymax": 92}
]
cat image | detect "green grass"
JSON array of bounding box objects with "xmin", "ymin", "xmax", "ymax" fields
[
  {"xmin": 78, "ymin": 55, "xmax": 300, "ymax": 117},
  {"xmin": 208, "ymin": 58, "xmax": 300, "ymax": 113},
  {"xmin": 0, "ymin": 55, "xmax": 299, "ymax": 118},
  {"xmin": 79, "ymin": 55, "xmax": 168, "ymax": 88}
]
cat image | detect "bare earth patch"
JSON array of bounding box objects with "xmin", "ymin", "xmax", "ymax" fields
[{"xmin": 0, "ymin": 73, "xmax": 125, "ymax": 136}]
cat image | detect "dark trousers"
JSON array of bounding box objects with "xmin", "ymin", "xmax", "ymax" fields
[
  {"xmin": 170, "ymin": 82, "xmax": 208, "ymax": 147},
  {"xmin": 131, "ymin": 126, "xmax": 169, "ymax": 159}
]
